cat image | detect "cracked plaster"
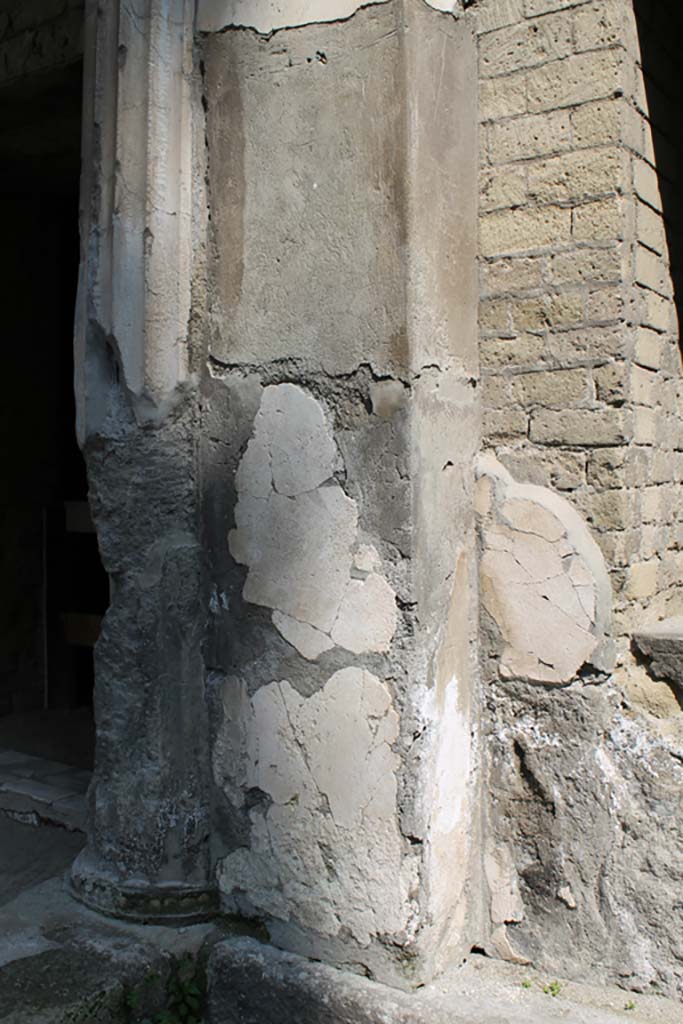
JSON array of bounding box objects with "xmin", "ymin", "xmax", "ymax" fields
[
  {"xmin": 217, "ymin": 668, "xmax": 417, "ymax": 946},
  {"xmin": 476, "ymin": 455, "xmax": 613, "ymax": 685},
  {"xmin": 229, "ymin": 383, "xmax": 398, "ymax": 658},
  {"xmin": 196, "ymin": 0, "xmax": 461, "ymax": 33}
]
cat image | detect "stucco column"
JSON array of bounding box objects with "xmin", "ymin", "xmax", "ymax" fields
[
  {"xmin": 70, "ymin": 0, "xmax": 216, "ymax": 922},
  {"xmin": 199, "ymin": 0, "xmax": 481, "ymax": 986}
]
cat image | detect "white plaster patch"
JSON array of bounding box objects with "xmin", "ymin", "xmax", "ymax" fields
[
  {"xmin": 353, "ymin": 543, "xmax": 381, "ymax": 573},
  {"xmin": 237, "ymin": 382, "xmax": 338, "ymax": 498},
  {"xmin": 423, "ymin": 0, "xmax": 461, "ymax": 12},
  {"xmin": 230, "ymin": 384, "xmax": 397, "ymax": 656},
  {"xmin": 477, "ymin": 455, "xmax": 613, "ymax": 684},
  {"xmin": 196, "ymin": 0, "xmax": 389, "ymax": 33},
  {"xmin": 331, "ymin": 574, "xmax": 398, "ymax": 654},
  {"xmin": 431, "ymin": 676, "xmax": 470, "ymax": 835},
  {"xmin": 272, "ymin": 610, "xmax": 335, "ymax": 660},
  {"xmin": 230, "ymin": 486, "xmax": 357, "ymax": 633},
  {"xmin": 217, "ymin": 668, "xmax": 415, "ymax": 945},
  {"xmin": 501, "ymin": 498, "xmax": 565, "ymax": 544},
  {"xmin": 196, "ymin": 0, "xmax": 461, "ymax": 33}
]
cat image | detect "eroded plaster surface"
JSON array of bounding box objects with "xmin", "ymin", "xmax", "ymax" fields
[
  {"xmin": 229, "ymin": 384, "xmax": 398, "ymax": 657},
  {"xmin": 197, "ymin": 0, "xmax": 460, "ymax": 33},
  {"xmin": 217, "ymin": 668, "xmax": 417, "ymax": 945},
  {"xmin": 476, "ymin": 455, "xmax": 613, "ymax": 685}
]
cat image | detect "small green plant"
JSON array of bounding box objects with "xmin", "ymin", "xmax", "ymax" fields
[
  {"xmin": 126, "ymin": 955, "xmax": 204, "ymax": 1024},
  {"xmin": 543, "ymin": 979, "xmax": 562, "ymax": 998},
  {"xmin": 624, "ymin": 999, "xmax": 636, "ymax": 1011},
  {"xmin": 521, "ymin": 978, "xmax": 532, "ymax": 989},
  {"xmin": 157, "ymin": 955, "xmax": 204, "ymax": 1024}
]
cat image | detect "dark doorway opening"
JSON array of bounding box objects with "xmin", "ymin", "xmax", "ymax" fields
[
  {"xmin": 634, "ymin": 0, "xmax": 683, "ymax": 350},
  {"xmin": 0, "ymin": 60, "xmax": 106, "ymax": 770}
]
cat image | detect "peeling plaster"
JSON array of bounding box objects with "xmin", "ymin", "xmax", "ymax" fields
[
  {"xmin": 477, "ymin": 455, "xmax": 613, "ymax": 684},
  {"xmin": 217, "ymin": 668, "xmax": 417, "ymax": 944},
  {"xmin": 196, "ymin": 0, "xmax": 389, "ymax": 33},
  {"xmin": 196, "ymin": 0, "xmax": 460, "ymax": 34},
  {"xmin": 423, "ymin": 0, "xmax": 461, "ymax": 12},
  {"xmin": 272, "ymin": 611, "xmax": 335, "ymax": 661},
  {"xmin": 230, "ymin": 384, "xmax": 398, "ymax": 658}
]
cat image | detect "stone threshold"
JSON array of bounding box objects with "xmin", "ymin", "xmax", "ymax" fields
[
  {"xmin": 208, "ymin": 937, "xmax": 683, "ymax": 1024},
  {"xmin": 0, "ymin": 749, "xmax": 89, "ymax": 832}
]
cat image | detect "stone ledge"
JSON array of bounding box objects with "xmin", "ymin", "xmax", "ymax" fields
[
  {"xmin": 0, "ymin": 750, "xmax": 88, "ymax": 832},
  {"xmin": 206, "ymin": 936, "xmax": 681, "ymax": 1024},
  {"xmin": 632, "ymin": 618, "xmax": 683, "ymax": 698}
]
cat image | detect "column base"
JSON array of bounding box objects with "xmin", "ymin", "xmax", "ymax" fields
[{"xmin": 70, "ymin": 850, "xmax": 218, "ymax": 926}]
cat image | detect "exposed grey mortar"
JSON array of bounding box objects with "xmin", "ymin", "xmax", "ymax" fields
[{"xmin": 484, "ymin": 677, "xmax": 683, "ymax": 1001}]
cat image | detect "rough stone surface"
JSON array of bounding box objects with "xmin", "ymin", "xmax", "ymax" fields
[
  {"xmin": 207, "ymin": 936, "xmax": 683, "ymax": 1024},
  {"xmin": 633, "ymin": 619, "xmax": 683, "ymax": 698},
  {"xmin": 484, "ymin": 678, "xmax": 683, "ymax": 1000}
]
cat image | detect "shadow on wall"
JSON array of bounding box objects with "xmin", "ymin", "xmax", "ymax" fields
[{"xmin": 634, "ymin": 0, "xmax": 683, "ymax": 348}]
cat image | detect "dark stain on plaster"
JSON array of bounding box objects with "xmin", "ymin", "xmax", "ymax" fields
[{"xmin": 203, "ymin": 41, "xmax": 245, "ymax": 315}]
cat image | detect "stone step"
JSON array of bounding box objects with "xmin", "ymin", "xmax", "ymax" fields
[
  {"xmin": 0, "ymin": 750, "xmax": 89, "ymax": 832},
  {"xmin": 207, "ymin": 937, "xmax": 682, "ymax": 1024}
]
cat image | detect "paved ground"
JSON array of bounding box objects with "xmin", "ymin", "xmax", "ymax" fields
[
  {"xmin": 0, "ymin": 817, "xmax": 83, "ymax": 910},
  {"xmin": 0, "ymin": 749, "xmax": 89, "ymax": 831}
]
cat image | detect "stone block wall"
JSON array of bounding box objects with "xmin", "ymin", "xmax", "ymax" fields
[
  {"xmin": 628, "ymin": 0, "xmax": 683, "ymax": 625},
  {"xmin": 476, "ymin": 0, "xmax": 683, "ymax": 658}
]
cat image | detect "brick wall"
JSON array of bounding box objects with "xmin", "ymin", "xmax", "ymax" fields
[{"xmin": 476, "ymin": 0, "xmax": 683, "ymax": 656}]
